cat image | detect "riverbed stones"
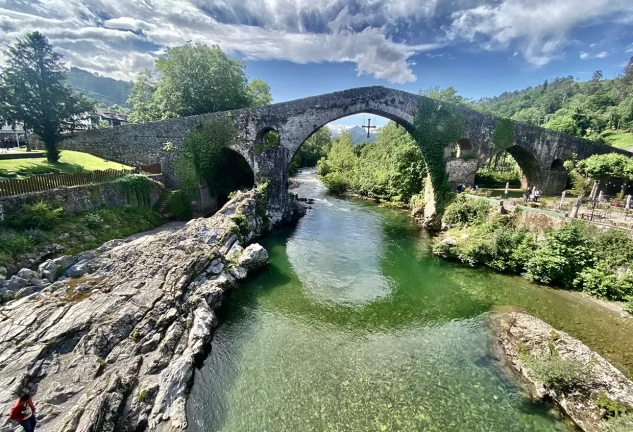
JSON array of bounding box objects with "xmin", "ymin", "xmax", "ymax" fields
[
  {"xmin": 490, "ymin": 312, "xmax": 633, "ymax": 432},
  {"xmin": 0, "ymin": 189, "xmax": 299, "ymax": 432}
]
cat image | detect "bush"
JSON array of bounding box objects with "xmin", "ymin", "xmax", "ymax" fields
[
  {"xmin": 166, "ymin": 190, "xmax": 193, "ymax": 221},
  {"xmin": 595, "ymin": 393, "xmax": 630, "ymax": 418},
  {"xmin": 6, "ymin": 201, "xmax": 63, "ymax": 230},
  {"xmin": 575, "ymin": 266, "xmax": 633, "ymax": 301},
  {"xmin": 322, "ymin": 172, "xmax": 349, "ymax": 195},
  {"xmin": 525, "ymin": 222, "xmax": 594, "ymax": 288},
  {"xmin": 84, "ymin": 213, "xmax": 105, "ymax": 229},
  {"xmin": 437, "ymin": 217, "xmax": 536, "ymax": 273},
  {"xmin": 25, "ymin": 228, "xmax": 47, "ymax": 244},
  {"xmin": 0, "ymin": 230, "xmax": 33, "ymax": 256},
  {"xmin": 475, "ymin": 168, "xmax": 521, "ymax": 187},
  {"xmin": 602, "ymin": 414, "xmax": 633, "ymax": 432},
  {"xmin": 526, "ymin": 354, "xmax": 592, "ymax": 393},
  {"xmin": 442, "ymin": 194, "xmax": 492, "ymax": 227}
]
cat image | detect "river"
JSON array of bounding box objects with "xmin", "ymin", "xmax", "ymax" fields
[{"xmin": 186, "ymin": 170, "xmax": 633, "ymax": 431}]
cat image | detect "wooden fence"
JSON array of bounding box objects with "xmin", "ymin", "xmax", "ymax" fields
[
  {"xmin": 0, "ymin": 169, "xmax": 135, "ymax": 198},
  {"xmin": 138, "ymin": 163, "xmax": 162, "ymax": 174}
]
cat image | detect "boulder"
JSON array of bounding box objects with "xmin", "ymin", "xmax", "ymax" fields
[
  {"xmin": 39, "ymin": 255, "xmax": 76, "ymax": 282},
  {"xmin": 31, "ymin": 278, "xmax": 51, "ymax": 289},
  {"xmin": 237, "ymin": 243, "xmax": 269, "ymax": 271},
  {"xmin": 66, "ymin": 260, "xmax": 94, "ymax": 278},
  {"xmin": 17, "ymin": 268, "xmax": 39, "ymax": 281},
  {"xmin": 3, "ymin": 275, "xmax": 28, "ymax": 292}
]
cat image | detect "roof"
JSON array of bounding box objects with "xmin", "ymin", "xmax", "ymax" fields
[{"xmin": 94, "ymin": 109, "xmax": 128, "ymax": 122}]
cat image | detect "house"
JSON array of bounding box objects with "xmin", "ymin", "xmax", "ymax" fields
[
  {"xmin": 90, "ymin": 109, "xmax": 128, "ymax": 127},
  {"xmin": 0, "ymin": 122, "xmax": 27, "ymax": 148}
]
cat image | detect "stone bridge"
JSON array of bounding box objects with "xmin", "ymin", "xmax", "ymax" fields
[{"xmin": 62, "ymin": 86, "xmax": 627, "ymax": 221}]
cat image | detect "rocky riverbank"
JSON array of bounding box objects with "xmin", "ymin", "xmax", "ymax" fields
[
  {"xmin": 490, "ymin": 311, "xmax": 633, "ymax": 432},
  {"xmin": 0, "ymin": 188, "xmax": 304, "ymax": 432}
]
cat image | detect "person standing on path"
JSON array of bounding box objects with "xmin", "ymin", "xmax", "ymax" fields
[{"xmin": 8, "ymin": 392, "xmax": 36, "ymax": 432}]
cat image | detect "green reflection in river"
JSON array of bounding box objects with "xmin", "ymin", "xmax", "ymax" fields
[{"xmin": 187, "ymin": 171, "xmax": 633, "ymax": 432}]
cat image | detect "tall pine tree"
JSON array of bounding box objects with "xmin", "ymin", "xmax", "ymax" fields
[{"xmin": 0, "ymin": 32, "xmax": 93, "ymax": 162}]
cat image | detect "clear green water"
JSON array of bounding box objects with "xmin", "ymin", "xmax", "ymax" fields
[{"xmin": 187, "ymin": 170, "xmax": 633, "ymax": 432}]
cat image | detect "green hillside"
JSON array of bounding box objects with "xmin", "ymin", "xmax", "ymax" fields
[
  {"xmin": 67, "ymin": 67, "xmax": 133, "ymax": 108},
  {"xmin": 473, "ymin": 58, "xmax": 633, "ymax": 148}
]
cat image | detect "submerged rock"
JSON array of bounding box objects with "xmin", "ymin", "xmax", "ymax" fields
[
  {"xmin": 489, "ymin": 312, "xmax": 633, "ymax": 432},
  {"xmin": 0, "ymin": 189, "xmax": 289, "ymax": 432}
]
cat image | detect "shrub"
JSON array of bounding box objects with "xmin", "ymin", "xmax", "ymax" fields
[
  {"xmin": 602, "ymin": 414, "xmax": 633, "ymax": 432},
  {"xmin": 526, "ymin": 354, "xmax": 592, "ymax": 393},
  {"xmin": 575, "ymin": 266, "xmax": 633, "ymax": 301},
  {"xmin": 6, "ymin": 201, "xmax": 63, "ymax": 230},
  {"xmin": 25, "ymin": 228, "xmax": 47, "ymax": 244},
  {"xmin": 165, "ymin": 190, "xmax": 193, "ymax": 221},
  {"xmin": 322, "ymin": 172, "xmax": 348, "ymax": 195},
  {"xmin": 442, "ymin": 194, "xmax": 492, "ymax": 227},
  {"xmin": 438, "ymin": 217, "xmax": 536, "ymax": 273},
  {"xmin": 84, "ymin": 213, "xmax": 105, "ymax": 229},
  {"xmin": 595, "ymin": 393, "xmax": 630, "ymax": 418},
  {"xmin": 0, "ymin": 230, "xmax": 33, "ymax": 256},
  {"xmin": 525, "ymin": 222, "xmax": 594, "ymax": 288}
]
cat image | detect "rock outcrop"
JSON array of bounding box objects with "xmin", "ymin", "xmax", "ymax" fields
[
  {"xmin": 490, "ymin": 311, "xmax": 633, "ymax": 432},
  {"xmin": 0, "ymin": 189, "xmax": 302, "ymax": 432}
]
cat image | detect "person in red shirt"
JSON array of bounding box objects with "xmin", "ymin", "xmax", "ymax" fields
[{"xmin": 8, "ymin": 392, "xmax": 36, "ymax": 432}]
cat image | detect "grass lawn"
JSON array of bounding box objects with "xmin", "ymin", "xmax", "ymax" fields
[
  {"xmin": 0, "ymin": 150, "xmax": 131, "ymax": 177},
  {"xmin": 600, "ymin": 130, "xmax": 633, "ymax": 151}
]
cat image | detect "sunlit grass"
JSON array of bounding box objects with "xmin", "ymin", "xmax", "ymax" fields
[
  {"xmin": 0, "ymin": 150, "xmax": 131, "ymax": 177},
  {"xmin": 600, "ymin": 130, "xmax": 633, "ymax": 151}
]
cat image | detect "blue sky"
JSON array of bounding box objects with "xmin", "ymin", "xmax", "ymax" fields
[{"xmin": 1, "ymin": 0, "xmax": 632, "ymax": 129}]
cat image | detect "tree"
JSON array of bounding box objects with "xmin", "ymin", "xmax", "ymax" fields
[
  {"xmin": 420, "ymin": 86, "xmax": 470, "ymax": 106},
  {"xmin": 128, "ymin": 44, "xmax": 272, "ymax": 122},
  {"xmin": 0, "ymin": 32, "xmax": 93, "ymax": 162},
  {"xmin": 247, "ymin": 79, "xmax": 273, "ymax": 107},
  {"xmin": 127, "ymin": 70, "xmax": 160, "ymax": 123}
]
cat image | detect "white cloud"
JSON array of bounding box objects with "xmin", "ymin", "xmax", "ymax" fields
[
  {"xmin": 0, "ymin": 0, "xmax": 631, "ymax": 83},
  {"xmin": 0, "ymin": 0, "xmax": 445, "ymax": 83},
  {"xmin": 580, "ymin": 50, "xmax": 609, "ymax": 60},
  {"xmin": 446, "ymin": 0, "xmax": 633, "ymax": 66},
  {"xmin": 626, "ymin": 43, "xmax": 633, "ymax": 53}
]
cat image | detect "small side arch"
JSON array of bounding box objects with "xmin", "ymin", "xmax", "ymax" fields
[
  {"xmin": 550, "ymin": 159, "xmax": 565, "ymax": 171},
  {"xmin": 456, "ymin": 138, "xmax": 473, "ymax": 157}
]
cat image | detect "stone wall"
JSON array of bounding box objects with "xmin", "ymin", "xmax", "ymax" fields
[{"xmin": 0, "ymin": 179, "xmax": 164, "ymax": 222}]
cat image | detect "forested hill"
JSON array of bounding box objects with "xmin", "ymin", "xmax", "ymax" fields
[
  {"xmin": 67, "ymin": 67, "xmax": 133, "ymax": 108},
  {"xmin": 472, "ymin": 58, "xmax": 633, "ymax": 150}
]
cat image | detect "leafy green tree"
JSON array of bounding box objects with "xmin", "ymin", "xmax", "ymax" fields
[
  {"xmin": 420, "ymin": 86, "xmax": 470, "ymax": 106},
  {"xmin": 576, "ymin": 153, "xmax": 633, "ymax": 181},
  {"xmin": 128, "ymin": 44, "xmax": 272, "ymax": 122},
  {"xmin": 0, "ymin": 32, "xmax": 94, "ymax": 162},
  {"xmin": 544, "ymin": 111, "xmax": 579, "ymax": 135},
  {"xmin": 127, "ymin": 70, "xmax": 160, "ymax": 123},
  {"xmin": 248, "ymin": 79, "xmax": 273, "ymax": 107}
]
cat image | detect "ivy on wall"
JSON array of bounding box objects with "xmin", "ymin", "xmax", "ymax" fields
[
  {"xmin": 175, "ymin": 117, "xmax": 238, "ymax": 198},
  {"xmin": 113, "ymin": 174, "xmax": 153, "ymax": 207},
  {"xmin": 492, "ymin": 118, "xmax": 515, "ymax": 151},
  {"xmin": 412, "ymin": 100, "xmax": 465, "ymax": 214}
]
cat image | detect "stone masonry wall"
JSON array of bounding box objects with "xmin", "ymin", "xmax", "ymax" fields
[{"xmin": 0, "ymin": 179, "xmax": 164, "ymax": 222}]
